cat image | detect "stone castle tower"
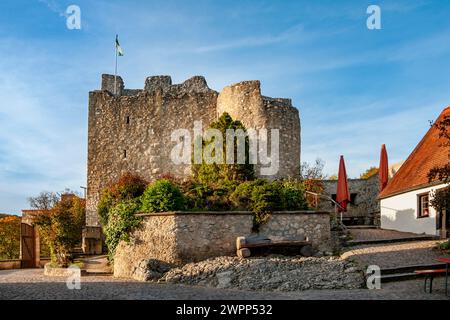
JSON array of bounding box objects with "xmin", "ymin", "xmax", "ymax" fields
[{"xmin": 86, "ymin": 74, "xmax": 301, "ymax": 226}]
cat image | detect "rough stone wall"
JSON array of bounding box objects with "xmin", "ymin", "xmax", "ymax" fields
[
  {"xmin": 259, "ymin": 212, "xmax": 331, "ymax": 252},
  {"xmin": 320, "ymin": 174, "xmax": 380, "ymax": 225},
  {"xmin": 174, "ymin": 213, "xmax": 253, "ymax": 263},
  {"xmin": 217, "ymin": 81, "xmax": 301, "ymax": 179},
  {"xmin": 113, "ymin": 211, "xmax": 331, "ymax": 278},
  {"xmin": 87, "ymin": 75, "xmax": 301, "ymax": 226},
  {"xmin": 87, "ymin": 75, "xmax": 217, "ymax": 226},
  {"xmin": 114, "ymin": 215, "xmax": 178, "ymax": 278}
]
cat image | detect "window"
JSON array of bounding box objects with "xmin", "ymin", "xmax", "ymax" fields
[
  {"xmin": 123, "ymin": 149, "xmax": 127, "ymax": 159},
  {"xmin": 331, "ymin": 194, "xmax": 337, "ymax": 206},
  {"xmin": 418, "ymin": 193, "xmax": 429, "ymax": 218},
  {"xmin": 331, "ymin": 193, "xmax": 357, "ymax": 205},
  {"xmin": 126, "ymin": 116, "xmax": 130, "ymax": 124},
  {"xmin": 350, "ymin": 193, "xmax": 357, "ymax": 205}
]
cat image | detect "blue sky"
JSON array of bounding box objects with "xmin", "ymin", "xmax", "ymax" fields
[{"xmin": 0, "ymin": 0, "xmax": 449, "ymax": 215}]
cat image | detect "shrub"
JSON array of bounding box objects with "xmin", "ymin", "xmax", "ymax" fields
[
  {"xmin": 441, "ymin": 240, "xmax": 450, "ymax": 250},
  {"xmin": 97, "ymin": 189, "xmax": 114, "ymax": 226},
  {"xmin": 0, "ymin": 215, "xmax": 21, "ymax": 260},
  {"xmin": 97, "ymin": 173, "xmax": 147, "ymax": 225},
  {"xmin": 141, "ymin": 179, "xmax": 186, "ymax": 213},
  {"xmin": 251, "ymin": 183, "xmax": 282, "ymax": 213},
  {"xmin": 35, "ymin": 196, "xmax": 86, "ymax": 267},
  {"xmin": 278, "ymin": 179, "xmax": 308, "ymax": 211},
  {"xmin": 230, "ymin": 179, "xmax": 307, "ymax": 212},
  {"xmin": 229, "ymin": 179, "xmax": 267, "ymax": 210},
  {"xmin": 230, "ymin": 179, "xmax": 307, "ymax": 231},
  {"xmin": 430, "ymin": 187, "xmax": 450, "ymax": 214},
  {"xmin": 109, "ymin": 173, "xmax": 148, "ymax": 200},
  {"xmin": 104, "ymin": 200, "xmax": 142, "ymax": 260}
]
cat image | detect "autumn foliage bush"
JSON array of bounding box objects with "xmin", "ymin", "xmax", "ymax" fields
[
  {"xmin": 97, "ymin": 173, "xmax": 148, "ymax": 226},
  {"xmin": 0, "ymin": 215, "xmax": 21, "ymax": 260},
  {"xmin": 34, "ymin": 196, "xmax": 85, "ymax": 267}
]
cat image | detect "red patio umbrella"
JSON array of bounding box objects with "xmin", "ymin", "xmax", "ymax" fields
[
  {"xmin": 336, "ymin": 155, "xmax": 350, "ymax": 215},
  {"xmin": 379, "ymin": 144, "xmax": 389, "ymax": 192}
]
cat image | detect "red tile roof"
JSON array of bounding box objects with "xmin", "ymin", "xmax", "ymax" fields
[{"xmin": 379, "ymin": 106, "xmax": 450, "ymax": 199}]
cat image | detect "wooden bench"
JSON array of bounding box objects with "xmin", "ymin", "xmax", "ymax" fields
[
  {"xmin": 236, "ymin": 235, "xmax": 313, "ymax": 258},
  {"xmin": 415, "ymin": 269, "xmax": 447, "ymax": 293}
]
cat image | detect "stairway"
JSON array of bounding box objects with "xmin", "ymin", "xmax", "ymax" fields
[
  {"xmin": 346, "ymin": 225, "xmax": 378, "ymax": 229},
  {"xmin": 81, "ymin": 255, "xmax": 112, "ymax": 275},
  {"xmin": 347, "ymin": 234, "xmax": 439, "ymax": 246}
]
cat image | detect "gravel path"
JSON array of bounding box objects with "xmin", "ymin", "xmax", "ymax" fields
[
  {"xmin": 0, "ymin": 269, "xmax": 448, "ymax": 300},
  {"xmin": 341, "ymin": 240, "xmax": 449, "ymax": 268}
]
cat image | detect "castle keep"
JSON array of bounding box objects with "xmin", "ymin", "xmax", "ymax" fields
[{"xmin": 86, "ymin": 74, "xmax": 301, "ymax": 227}]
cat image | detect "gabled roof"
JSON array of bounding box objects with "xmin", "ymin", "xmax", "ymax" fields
[{"xmin": 379, "ymin": 106, "xmax": 450, "ymax": 199}]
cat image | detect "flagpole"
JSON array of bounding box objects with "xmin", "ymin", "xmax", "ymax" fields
[{"xmin": 114, "ymin": 35, "xmax": 118, "ymax": 96}]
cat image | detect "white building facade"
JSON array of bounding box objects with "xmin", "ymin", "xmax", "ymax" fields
[
  {"xmin": 380, "ymin": 183, "xmax": 446, "ymax": 236},
  {"xmin": 379, "ymin": 106, "xmax": 449, "ymax": 238}
]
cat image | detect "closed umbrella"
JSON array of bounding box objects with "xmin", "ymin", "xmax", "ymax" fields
[
  {"xmin": 379, "ymin": 144, "xmax": 389, "ymax": 192},
  {"xmin": 336, "ymin": 155, "xmax": 350, "ymax": 222}
]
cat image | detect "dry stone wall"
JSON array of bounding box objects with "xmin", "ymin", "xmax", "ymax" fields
[
  {"xmin": 113, "ymin": 211, "xmax": 331, "ymax": 279},
  {"xmin": 259, "ymin": 212, "xmax": 331, "ymax": 252}
]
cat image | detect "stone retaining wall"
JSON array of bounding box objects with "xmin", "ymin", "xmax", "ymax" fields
[
  {"xmin": 0, "ymin": 260, "xmax": 21, "ymax": 270},
  {"xmin": 114, "ymin": 211, "xmax": 331, "ymax": 278},
  {"xmin": 0, "ymin": 258, "xmax": 50, "ymax": 270}
]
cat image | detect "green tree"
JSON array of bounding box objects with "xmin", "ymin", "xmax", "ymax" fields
[{"xmin": 192, "ymin": 112, "xmax": 254, "ymax": 184}]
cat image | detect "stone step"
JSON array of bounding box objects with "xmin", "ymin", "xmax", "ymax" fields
[
  {"xmin": 346, "ymin": 225, "xmax": 378, "ymax": 229},
  {"xmin": 346, "ymin": 235, "xmax": 439, "ymax": 246}
]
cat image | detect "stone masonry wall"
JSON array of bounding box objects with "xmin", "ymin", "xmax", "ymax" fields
[
  {"xmin": 114, "ymin": 215, "xmax": 178, "ymax": 279},
  {"xmin": 113, "ymin": 211, "xmax": 331, "ymax": 279},
  {"xmin": 87, "ymin": 75, "xmax": 302, "ymax": 226},
  {"xmin": 87, "ymin": 75, "xmax": 217, "ymax": 226},
  {"xmin": 216, "ymin": 81, "xmax": 301, "ymax": 180},
  {"xmin": 320, "ymin": 174, "xmax": 380, "ymax": 225},
  {"xmin": 259, "ymin": 212, "xmax": 331, "ymax": 252}
]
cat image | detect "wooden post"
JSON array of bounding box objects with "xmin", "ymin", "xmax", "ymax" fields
[
  {"xmin": 442, "ymin": 208, "xmax": 447, "ymax": 240},
  {"xmin": 34, "ymin": 228, "xmax": 40, "ymax": 268},
  {"xmin": 237, "ymin": 248, "xmax": 251, "ymax": 258},
  {"xmin": 236, "ymin": 236, "xmax": 246, "ymax": 250}
]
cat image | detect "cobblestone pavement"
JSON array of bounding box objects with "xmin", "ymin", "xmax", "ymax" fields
[
  {"xmin": 341, "ymin": 240, "xmax": 450, "ymax": 268},
  {"xmin": 0, "ymin": 269, "xmax": 448, "ymax": 300},
  {"xmin": 348, "ymin": 228, "xmax": 436, "ymax": 241}
]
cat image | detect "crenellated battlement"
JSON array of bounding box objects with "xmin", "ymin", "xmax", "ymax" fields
[{"xmin": 99, "ymin": 74, "xmax": 215, "ymax": 96}]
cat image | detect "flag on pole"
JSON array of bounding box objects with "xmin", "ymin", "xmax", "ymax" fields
[{"xmin": 116, "ymin": 35, "xmax": 124, "ymax": 56}]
